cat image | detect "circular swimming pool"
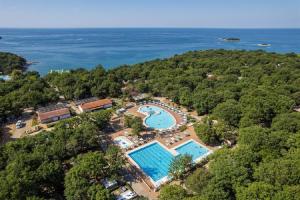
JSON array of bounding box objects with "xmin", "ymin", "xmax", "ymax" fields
[{"xmin": 138, "ymin": 105, "xmax": 176, "ymax": 130}]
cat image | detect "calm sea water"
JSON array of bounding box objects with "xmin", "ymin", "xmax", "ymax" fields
[{"xmin": 0, "ymin": 28, "xmax": 299, "ymax": 75}]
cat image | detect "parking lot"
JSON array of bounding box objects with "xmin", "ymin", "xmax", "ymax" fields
[{"xmin": 7, "ymin": 117, "xmax": 34, "ymax": 139}]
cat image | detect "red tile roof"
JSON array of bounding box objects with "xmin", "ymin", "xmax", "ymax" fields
[
  {"xmin": 80, "ymin": 99, "xmax": 112, "ymax": 111},
  {"xmin": 38, "ymin": 108, "xmax": 70, "ymax": 121}
]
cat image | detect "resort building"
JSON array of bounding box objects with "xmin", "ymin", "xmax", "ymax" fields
[
  {"xmin": 37, "ymin": 104, "xmax": 71, "ymax": 124},
  {"xmin": 78, "ymin": 98, "xmax": 113, "ymax": 113}
]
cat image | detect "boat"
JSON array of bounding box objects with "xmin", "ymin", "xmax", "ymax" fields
[
  {"xmin": 0, "ymin": 36, "xmax": 2, "ymax": 40},
  {"xmin": 26, "ymin": 61, "xmax": 39, "ymax": 65},
  {"xmin": 223, "ymin": 37, "xmax": 240, "ymax": 42},
  {"xmin": 257, "ymin": 43, "xmax": 271, "ymax": 47}
]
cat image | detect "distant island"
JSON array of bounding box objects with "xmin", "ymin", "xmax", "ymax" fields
[
  {"xmin": 0, "ymin": 52, "xmax": 27, "ymax": 75},
  {"xmin": 222, "ymin": 37, "xmax": 240, "ymax": 42}
]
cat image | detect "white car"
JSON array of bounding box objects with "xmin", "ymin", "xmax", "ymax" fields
[{"xmin": 16, "ymin": 121, "xmax": 25, "ymax": 129}]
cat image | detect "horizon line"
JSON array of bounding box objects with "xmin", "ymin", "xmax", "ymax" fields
[{"xmin": 0, "ymin": 27, "xmax": 300, "ymax": 29}]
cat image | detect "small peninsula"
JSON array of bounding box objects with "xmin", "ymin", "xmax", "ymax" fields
[{"xmin": 0, "ymin": 52, "xmax": 27, "ymax": 75}]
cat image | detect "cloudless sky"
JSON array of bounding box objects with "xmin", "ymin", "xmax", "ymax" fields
[{"xmin": 0, "ymin": 0, "xmax": 299, "ymax": 28}]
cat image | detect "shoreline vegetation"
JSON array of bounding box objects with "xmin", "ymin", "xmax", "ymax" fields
[
  {"xmin": 0, "ymin": 49, "xmax": 300, "ymax": 199},
  {"xmin": 0, "ymin": 52, "xmax": 27, "ymax": 75}
]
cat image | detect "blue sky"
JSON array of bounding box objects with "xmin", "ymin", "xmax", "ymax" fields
[{"xmin": 0, "ymin": 0, "xmax": 299, "ymax": 28}]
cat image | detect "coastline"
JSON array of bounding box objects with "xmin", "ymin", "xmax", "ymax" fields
[{"xmin": 0, "ymin": 28, "xmax": 299, "ymax": 75}]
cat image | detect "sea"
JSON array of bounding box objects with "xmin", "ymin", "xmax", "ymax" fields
[{"xmin": 0, "ymin": 28, "xmax": 299, "ymax": 75}]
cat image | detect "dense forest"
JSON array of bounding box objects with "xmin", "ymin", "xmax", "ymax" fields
[
  {"xmin": 0, "ymin": 71, "xmax": 58, "ymax": 123},
  {"xmin": 0, "ymin": 49, "xmax": 300, "ymax": 199},
  {"xmin": 0, "ymin": 110, "xmax": 123, "ymax": 199},
  {"xmin": 0, "ymin": 52, "xmax": 27, "ymax": 74}
]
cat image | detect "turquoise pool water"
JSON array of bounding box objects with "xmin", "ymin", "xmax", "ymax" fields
[
  {"xmin": 128, "ymin": 141, "xmax": 210, "ymax": 182},
  {"xmin": 175, "ymin": 141, "xmax": 209, "ymax": 161},
  {"xmin": 128, "ymin": 142, "xmax": 174, "ymax": 182},
  {"xmin": 139, "ymin": 105, "xmax": 175, "ymax": 130}
]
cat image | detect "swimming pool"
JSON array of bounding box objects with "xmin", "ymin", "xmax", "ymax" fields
[
  {"xmin": 128, "ymin": 142, "xmax": 174, "ymax": 182},
  {"xmin": 175, "ymin": 140, "xmax": 210, "ymax": 162},
  {"xmin": 127, "ymin": 140, "xmax": 211, "ymax": 186},
  {"xmin": 114, "ymin": 136, "xmax": 134, "ymax": 149},
  {"xmin": 138, "ymin": 105, "xmax": 176, "ymax": 130}
]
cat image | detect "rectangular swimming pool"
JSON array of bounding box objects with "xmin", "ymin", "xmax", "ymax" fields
[
  {"xmin": 127, "ymin": 140, "xmax": 210, "ymax": 185},
  {"xmin": 128, "ymin": 142, "xmax": 174, "ymax": 182},
  {"xmin": 174, "ymin": 140, "xmax": 209, "ymax": 162}
]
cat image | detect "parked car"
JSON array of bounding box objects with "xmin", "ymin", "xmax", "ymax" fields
[{"xmin": 16, "ymin": 121, "xmax": 25, "ymax": 129}]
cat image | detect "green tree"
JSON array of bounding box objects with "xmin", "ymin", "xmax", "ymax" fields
[
  {"xmin": 274, "ymin": 185, "xmax": 300, "ymax": 200},
  {"xmin": 105, "ymin": 145, "xmax": 125, "ymax": 175},
  {"xmin": 193, "ymin": 90, "xmax": 223, "ymax": 115},
  {"xmin": 236, "ymin": 182, "xmax": 275, "ymax": 200},
  {"xmin": 0, "ymin": 52, "xmax": 27, "ymax": 74},
  {"xmin": 159, "ymin": 185, "xmax": 188, "ymax": 200},
  {"xmin": 64, "ymin": 152, "xmax": 109, "ymax": 200},
  {"xmin": 213, "ymin": 99, "xmax": 241, "ymax": 127},
  {"xmin": 271, "ymin": 113, "xmax": 300, "ymax": 133},
  {"xmin": 87, "ymin": 184, "xmax": 113, "ymax": 200},
  {"xmin": 124, "ymin": 115, "xmax": 144, "ymax": 135},
  {"xmin": 185, "ymin": 168, "xmax": 211, "ymax": 194},
  {"xmin": 254, "ymin": 158, "xmax": 300, "ymax": 186},
  {"xmin": 169, "ymin": 154, "xmax": 193, "ymax": 181},
  {"xmin": 131, "ymin": 118, "xmax": 144, "ymax": 135},
  {"xmin": 194, "ymin": 117, "xmax": 220, "ymax": 145}
]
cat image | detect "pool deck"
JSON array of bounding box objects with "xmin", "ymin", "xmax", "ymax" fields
[
  {"xmin": 110, "ymin": 125, "xmax": 215, "ymax": 191},
  {"xmin": 127, "ymin": 103, "xmax": 184, "ymax": 125},
  {"xmin": 109, "ymin": 102, "xmax": 217, "ymax": 195},
  {"xmin": 110, "ymin": 126, "xmax": 213, "ymax": 152}
]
